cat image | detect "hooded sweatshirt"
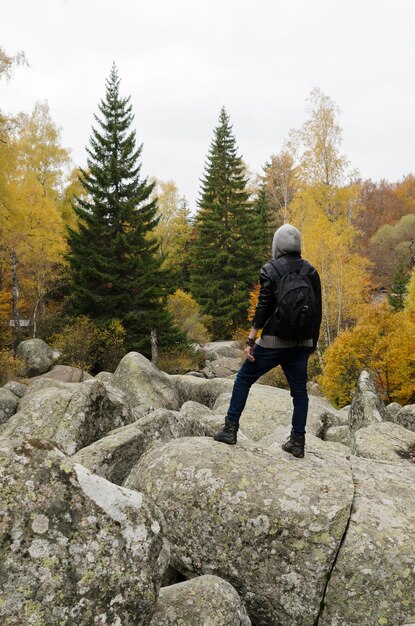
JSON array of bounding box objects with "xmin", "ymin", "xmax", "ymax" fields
[
  {"xmin": 272, "ymin": 224, "xmax": 301, "ymax": 260},
  {"xmin": 255, "ymin": 224, "xmax": 313, "ymax": 349}
]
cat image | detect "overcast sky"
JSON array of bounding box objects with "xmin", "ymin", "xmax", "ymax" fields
[{"xmin": 2, "ymin": 0, "xmax": 415, "ymax": 209}]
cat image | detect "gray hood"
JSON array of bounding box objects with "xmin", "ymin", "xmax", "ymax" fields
[{"xmin": 272, "ymin": 224, "xmax": 301, "ymax": 259}]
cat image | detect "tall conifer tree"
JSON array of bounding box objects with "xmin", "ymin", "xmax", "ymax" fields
[
  {"xmin": 191, "ymin": 107, "xmax": 263, "ymax": 338},
  {"xmin": 67, "ymin": 65, "xmax": 183, "ymax": 355}
]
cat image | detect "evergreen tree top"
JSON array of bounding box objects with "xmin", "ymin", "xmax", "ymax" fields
[{"xmin": 198, "ymin": 106, "xmax": 247, "ymax": 209}]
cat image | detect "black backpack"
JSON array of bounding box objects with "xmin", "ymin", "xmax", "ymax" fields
[{"xmin": 271, "ymin": 258, "xmax": 317, "ymax": 341}]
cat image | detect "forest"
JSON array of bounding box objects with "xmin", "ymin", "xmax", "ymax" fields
[{"xmin": 1, "ymin": 48, "xmax": 414, "ymax": 407}]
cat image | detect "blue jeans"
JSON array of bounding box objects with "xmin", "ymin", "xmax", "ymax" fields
[{"xmin": 227, "ymin": 344, "xmax": 312, "ymax": 436}]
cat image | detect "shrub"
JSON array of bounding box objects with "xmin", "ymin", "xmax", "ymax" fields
[
  {"xmin": 51, "ymin": 316, "xmax": 127, "ymax": 374},
  {"xmin": 167, "ymin": 289, "xmax": 212, "ymax": 344},
  {"xmin": 0, "ymin": 350, "xmax": 26, "ymax": 386},
  {"xmin": 157, "ymin": 347, "xmax": 204, "ymax": 375}
]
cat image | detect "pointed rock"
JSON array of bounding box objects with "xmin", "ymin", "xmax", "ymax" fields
[{"xmin": 349, "ymin": 370, "xmax": 388, "ymax": 434}]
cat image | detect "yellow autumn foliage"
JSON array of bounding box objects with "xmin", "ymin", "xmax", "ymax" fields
[
  {"xmin": 319, "ymin": 302, "xmax": 415, "ymax": 407},
  {"xmin": 288, "ymin": 183, "xmax": 371, "ymax": 347}
]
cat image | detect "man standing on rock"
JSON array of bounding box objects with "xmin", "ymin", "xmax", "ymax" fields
[{"xmin": 214, "ymin": 224, "xmax": 322, "ymax": 458}]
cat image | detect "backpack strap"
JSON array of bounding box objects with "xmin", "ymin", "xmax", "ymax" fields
[
  {"xmin": 271, "ymin": 258, "xmax": 286, "ymax": 277},
  {"xmin": 299, "ymin": 260, "xmax": 311, "ymax": 276},
  {"xmin": 272, "ymin": 257, "xmax": 306, "ymax": 276}
]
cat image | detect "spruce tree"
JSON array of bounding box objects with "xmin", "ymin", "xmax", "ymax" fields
[
  {"xmin": 388, "ymin": 258, "xmax": 410, "ymax": 311},
  {"xmin": 67, "ymin": 65, "xmax": 184, "ymax": 356},
  {"xmin": 191, "ymin": 107, "xmax": 264, "ymax": 338}
]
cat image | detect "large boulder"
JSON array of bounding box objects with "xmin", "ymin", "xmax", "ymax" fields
[
  {"xmin": 0, "ymin": 388, "xmax": 18, "ymax": 425},
  {"xmin": 28, "ymin": 364, "xmax": 94, "ymax": 383},
  {"xmin": 73, "ymin": 408, "xmax": 212, "ymax": 485},
  {"xmin": 170, "ymin": 374, "xmax": 234, "ymax": 409},
  {"xmin": 126, "ymin": 437, "xmax": 354, "ymax": 626},
  {"xmin": 352, "ymin": 421, "xmax": 415, "ymax": 464},
  {"xmin": 3, "ymin": 380, "xmax": 27, "ymax": 398},
  {"xmin": 201, "ymin": 356, "xmax": 241, "ymax": 379},
  {"xmin": 258, "ymin": 425, "xmax": 350, "ymax": 459},
  {"xmin": 149, "ymin": 575, "xmax": 251, "ymax": 626},
  {"xmin": 16, "ymin": 338, "xmax": 53, "ymax": 377},
  {"xmin": 324, "ymin": 425, "xmax": 352, "ymax": 447},
  {"xmin": 214, "ymin": 344, "xmax": 244, "ymax": 359},
  {"xmin": 386, "ymin": 401, "xmax": 402, "ymax": 419},
  {"xmin": 212, "ymin": 384, "xmax": 345, "ymax": 440},
  {"xmin": 1, "ymin": 379, "xmax": 137, "ymax": 455},
  {"xmin": 0, "ymin": 437, "xmax": 169, "ymax": 625},
  {"xmin": 391, "ymin": 404, "xmax": 415, "ymax": 433},
  {"xmin": 319, "ymin": 456, "xmax": 415, "ymax": 626},
  {"xmin": 114, "ymin": 352, "xmax": 181, "ymax": 410},
  {"xmin": 348, "ymin": 370, "xmax": 388, "ymax": 433}
]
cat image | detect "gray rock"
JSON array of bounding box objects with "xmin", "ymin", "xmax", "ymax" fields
[
  {"xmin": 114, "ymin": 352, "xmax": 181, "ymax": 410},
  {"xmin": 0, "ymin": 437, "xmax": 169, "ymax": 625},
  {"xmin": 214, "ymin": 345, "xmax": 244, "ymax": 359},
  {"xmin": 185, "ymin": 370, "xmax": 206, "ymax": 378},
  {"xmin": 3, "ymin": 380, "xmax": 27, "ymax": 398},
  {"xmin": 201, "ymin": 356, "xmax": 241, "ymax": 379},
  {"xmin": 324, "ymin": 425, "xmax": 352, "ymax": 447},
  {"xmin": 180, "ymin": 400, "xmax": 212, "ymax": 418},
  {"xmin": 204, "ymin": 350, "xmax": 219, "ymax": 362},
  {"xmin": 16, "ymin": 338, "xmax": 54, "ymax": 377},
  {"xmin": 28, "ymin": 364, "xmax": 94, "ymax": 383},
  {"xmin": 259, "ymin": 425, "xmax": 350, "ymax": 458},
  {"xmin": 170, "ymin": 374, "xmax": 234, "ymax": 409},
  {"xmin": 352, "ymin": 421, "xmax": 415, "ymax": 464},
  {"xmin": 387, "ymin": 401, "xmax": 402, "ymax": 418},
  {"xmin": 1, "ymin": 379, "xmax": 137, "ymax": 455},
  {"xmin": 74, "ymin": 408, "xmax": 212, "ymax": 485},
  {"xmin": 0, "ymin": 388, "xmax": 18, "ymax": 424},
  {"xmin": 319, "ymin": 456, "xmax": 415, "ymax": 626},
  {"xmin": 348, "ymin": 370, "xmax": 388, "ymax": 433},
  {"xmin": 307, "ymin": 380, "xmax": 322, "ymax": 396},
  {"xmin": 212, "ymin": 384, "xmax": 344, "ymax": 440},
  {"xmin": 126, "ymin": 436, "xmax": 354, "ymax": 626},
  {"xmin": 149, "ymin": 575, "xmax": 251, "ymax": 626},
  {"xmin": 392, "ymin": 404, "xmax": 415, "ymax": 433},
  {"xmin": 95, "ymin": 371, "xmax": 115, "ymax": 383}
]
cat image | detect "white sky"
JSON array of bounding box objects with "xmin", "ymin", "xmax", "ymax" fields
[{"xmin": 2, "ymin": 0, "xmax": 415, "ymax": 209}]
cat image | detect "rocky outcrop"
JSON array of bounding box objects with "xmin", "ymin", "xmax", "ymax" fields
[
  {"xmin": 324, "ymin": 424, "xmax": 352, "ymax": 446},
  {"xmin": 1, "ymin": 379, "xmax": 137, "ymax": 455},
  {"xmin": 348, "ymin": 370, "xmax": 388, "ymax": 433},
  {"xmin": 28, "ymin": 364, "xmax": 94, "ymax": 383},
  {"xmin": 114, "ymin": 352, "xmax": 181, "ymax": 409},
  {"xmin": 0, "ymin": 388, "xmax": 18, "ymax": 425},
  {"xmin": 391, "ymin": 404, "xmax": 415, "ymax": 433},
  {"xmin": 149, "ymin": 575, "xmax": 251, "ymax": 626},
  {"xmin": 170, "ymin": 374, "xmax": 234, "ymax": 408},
  {"xmin": 0, "ymin": 437, "xmax": 169, "ymax": 625},
  {"xmin": 212, "ymin": 384, "xmax": 347, "ymax": 441},
  {"xmin": 352, "ymin": 421, "xmax": 415, "ymax": 464},
  {"xmin": 258, "ymin": 425, "xmax": 350, "ymax": 459},
  {"xmin": 201, "ymin": 355, "xmax": 241, "ymax": 379},
  {"xmin": 73, "ymin": 408, "xmax": 213, "ymax": 485},
  {"xmin": 386, "ymin": 401, "xmax": 402, "ymax": 419},
  {"xmin": 16, "ymin": 338, "xmax": 54, "ymax": 377},
  {"xmin": 3, "ymin": 380, "xmax": 27, "ymax": 398},
  {"xmin": 126, "ymin": 436, "xmax": 354, "ymax": 626},
  {"xmin": 319, "ymin": 456, "xmax": 415, "ymax": 626}
]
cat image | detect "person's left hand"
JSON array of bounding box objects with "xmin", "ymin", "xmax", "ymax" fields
[{"xmin": 245, "ymin": 344, "xmax": 255, "ymax": 362}]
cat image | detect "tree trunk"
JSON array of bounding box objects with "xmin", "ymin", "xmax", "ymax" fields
[
  {"xmin": 11, "ymin": 249, "xmax": 21, "ymax": 349},
  {"xmin": 151, "ymin": 329, "xmax": 158, "ymax": 364}
]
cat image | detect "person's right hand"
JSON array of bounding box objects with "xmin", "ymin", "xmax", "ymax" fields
[{"xmin": 245, "ymin": 345, "xmax": 255, "ymax": 362}]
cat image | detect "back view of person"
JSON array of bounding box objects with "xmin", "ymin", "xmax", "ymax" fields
[{"xmin": 213, "ymin": 223, "xmax": 322, "ymax": 458}]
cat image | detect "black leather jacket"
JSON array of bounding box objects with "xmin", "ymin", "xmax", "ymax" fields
[{"xmin": 252, "ymin": 252, "xmax": 322, "ymax": 349}]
